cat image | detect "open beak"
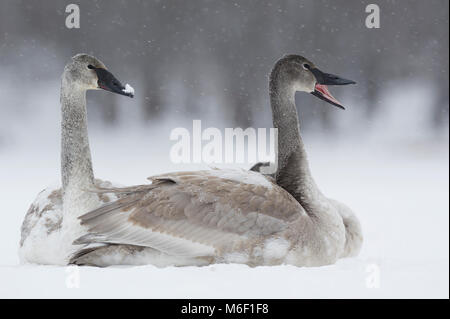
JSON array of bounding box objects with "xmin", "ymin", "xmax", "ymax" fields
[
  {"xmin": 309, "ymin": 68, "xmax": 355, "ymax": 109},
  {"xmin": 93, "ymin": 67, "xmax": 134, "ymax": 98}
]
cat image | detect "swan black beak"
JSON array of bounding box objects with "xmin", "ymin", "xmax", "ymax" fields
[
  {"xmin": 93, "ymin": 67, "xmax": 134, "ymax": 98},
  {"xmin": 310, "ymin": 68, "xmax": 355, "ymax": 109}
]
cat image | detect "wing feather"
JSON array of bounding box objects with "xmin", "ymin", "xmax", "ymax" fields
[{"xmin": 73, "ymin": 170, "xmax": 304, "ymax": 258}]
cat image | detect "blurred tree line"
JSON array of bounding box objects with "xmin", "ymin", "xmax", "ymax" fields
[{"xmin": 0, "ymin": 0, "xmax": 448, "ymax": 130}]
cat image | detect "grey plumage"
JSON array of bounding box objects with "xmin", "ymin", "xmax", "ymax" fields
[
  {"xmin": 258, "ymin": 55, "xmax": 362, "ymax": 257},
  {"xmin": 60, "ymin": 54, "xmax": 107, "ymax": 191}
]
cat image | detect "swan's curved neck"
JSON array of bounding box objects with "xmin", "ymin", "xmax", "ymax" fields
[
  {"xmin": 60, "ymin": 81, "xmax": 94, "ymax": 192},
  {"xmin": 270, "ymin": 76, "xmax": 324, "ymax": 212}
]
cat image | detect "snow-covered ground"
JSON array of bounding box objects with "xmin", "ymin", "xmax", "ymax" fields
[
  {"xmin": 0, "ymin": 125, "xmax": 448, "ymax": 298},
  {"xmin": 0, "ymin": 78, "xmax": 448, "ymax": 298}
]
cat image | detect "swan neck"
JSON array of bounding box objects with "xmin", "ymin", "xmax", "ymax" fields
[
  {"xmin": 60, "ymin": 82, "xmax": 94, "ymax": 192},
  {"xmin": 270, "ymin": 77, "xmax": 323, "ymax": 210}
]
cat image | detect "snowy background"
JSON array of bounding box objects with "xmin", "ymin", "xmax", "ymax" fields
[{"xmin": 0, "ymin": 0, "xmax": 448, "ymax": 298}]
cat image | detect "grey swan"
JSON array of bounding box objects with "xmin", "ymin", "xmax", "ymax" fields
[
  {"xmin": 250, "ymin": 55, "xmax": 363, "ymax": 259},
  {"xmin": 19, "ymin": 54, "xmax": 134, "ymax": 265},
  {"xmin": 70, "ymin": 54, "xmax": 362, "ymax": 267}
]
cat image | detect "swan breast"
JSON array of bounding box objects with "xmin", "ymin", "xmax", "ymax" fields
[{"xmin": 19, "ymin": 179, "xmax": 119, "ymax": 265}]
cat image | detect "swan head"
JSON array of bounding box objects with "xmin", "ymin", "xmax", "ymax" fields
[
  {"xmin": 271, "ymin": 54, "xmax": 355, "ymax": 109},
  {"xmin": 63, "ymin": 54, "xmax": 134, "ymax": 98}
]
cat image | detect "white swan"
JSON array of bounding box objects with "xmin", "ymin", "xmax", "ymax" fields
[
  {"xmin": 19, "ymin": 54, "xmax": 134, "ymax": 265},
  {"xmin": 70, "ymin": 55, "xmax": 362, "ymax": 267}
]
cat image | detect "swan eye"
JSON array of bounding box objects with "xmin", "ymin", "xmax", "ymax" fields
[
  {"xmin": 302, "ymin": 63, "xmax": 310, "ymax": 70},
  {"xmin": 87, "ymin": 64, "xmax": 95, "ymax": 69}
]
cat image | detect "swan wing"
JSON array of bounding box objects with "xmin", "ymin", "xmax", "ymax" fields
[{"xmin": 73, "ymin": 169, "xmax": 303, "ymax": 257}]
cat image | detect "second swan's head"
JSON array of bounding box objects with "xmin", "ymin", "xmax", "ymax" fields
[
  {"xmin": 270, "ymin": 54, "xmax": 355, "ymax": 109},
  {"xmin": 62, "ymin": 54, "xmax": 134, "ymax": 98}
]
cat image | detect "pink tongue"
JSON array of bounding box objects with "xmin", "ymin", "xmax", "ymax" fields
[{"xmin": 315, "ymin": 84, "xmax": 343, "ymax": 106}]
